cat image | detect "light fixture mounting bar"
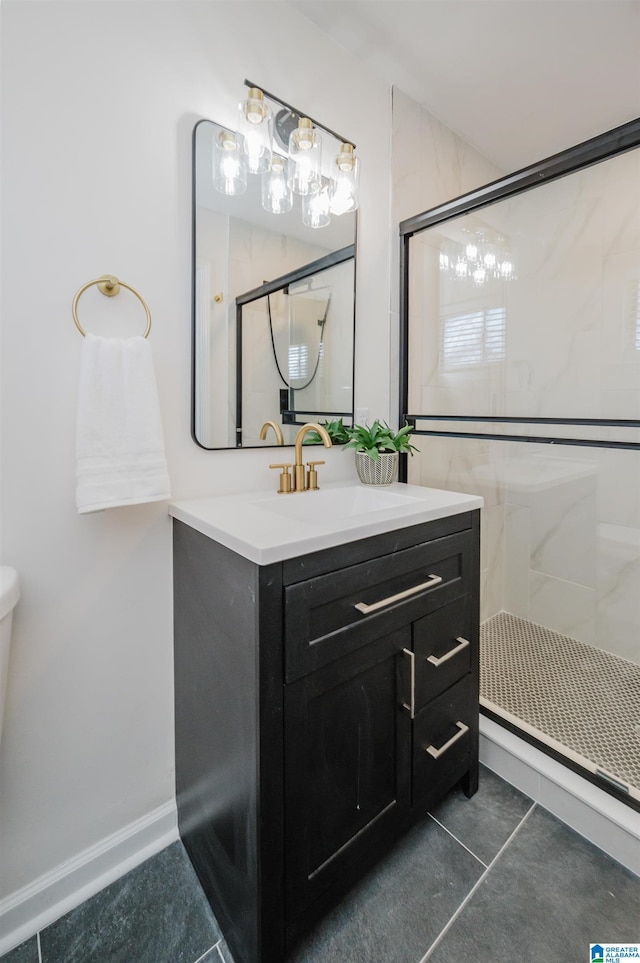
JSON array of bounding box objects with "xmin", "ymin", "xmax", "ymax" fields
[{"xmin": 244, "ymin": 78, "xmax": 355, "ymax": 148}]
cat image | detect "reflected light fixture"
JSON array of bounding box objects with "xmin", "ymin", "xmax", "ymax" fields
[
  {"xmin": 288, "ymin": 117, "xmax": 322, "ymax": 196},
  {"xmin": 262, "ymin": 156, "xmax": 293, "ymax": 214},
  {"xmin": 238, "ymin": 87, "xmax": 273, "ymax": 174},
  {"xmin": 440, "ymin": 230, "xmax": 515, "ymax": 285},
  {"xmin": 302, "ymin": 186, "xmax": 331, "ymax": 229},
  {"xmin": 213, "ymin": 129, "xmax": 246, "ymax": 196}
]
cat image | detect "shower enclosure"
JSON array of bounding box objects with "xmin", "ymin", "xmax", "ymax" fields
[{"xmin": 399, "ymin": 118, "xmax": 640, "ymax": 809}]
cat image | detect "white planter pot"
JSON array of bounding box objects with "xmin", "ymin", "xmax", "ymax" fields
[{"xmin": 355, "ymin": 451, "xmax": 398, "ymax": 486}]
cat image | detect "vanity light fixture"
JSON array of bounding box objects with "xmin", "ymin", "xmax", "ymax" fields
[
  {"xmin": 213, "ymin": 129, "xmax": 247, "ymax": 196},
  {"xmin": 238, "ymin": 87, "xmax": 273, "ymax": 174},
  {"xmin": 287, "ymin": 117, "xmax": 322, "ymax": 196},
  {"xmin": 214, "ymin": 80, "xmax": 360, "ymax": 228},
  {"xmin": 329, "ymin": 143, "xmax": 360, "ymax": 215}
]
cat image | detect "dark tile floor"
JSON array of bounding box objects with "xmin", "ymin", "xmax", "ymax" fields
[{"xmin": 2, "ymin": 767, "xmax": 639, "ymax": 963}]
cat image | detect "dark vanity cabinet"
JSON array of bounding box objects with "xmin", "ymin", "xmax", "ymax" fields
[{"xmin": 173, "ymin": 508, "xmax": 480, "ymax": 963}]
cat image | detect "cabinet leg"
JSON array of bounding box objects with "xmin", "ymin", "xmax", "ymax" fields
[{"xmin": 462, "ymin": 761, "xmax": 479, "ymax": 799}]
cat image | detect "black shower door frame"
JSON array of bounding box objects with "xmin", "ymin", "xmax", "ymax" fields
[{"xmin": 398, "ymin": 116, "xmax": 640, "ymax": 479}]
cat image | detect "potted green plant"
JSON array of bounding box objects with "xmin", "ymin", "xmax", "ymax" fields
[{"xmin": 345, "ymin": 420, "xmax": 418, "ymax": 486}]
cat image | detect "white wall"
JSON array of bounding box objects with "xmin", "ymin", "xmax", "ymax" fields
[{"xmin": 0, "ymin": 0, "xmax": 391, "ymax": 907}]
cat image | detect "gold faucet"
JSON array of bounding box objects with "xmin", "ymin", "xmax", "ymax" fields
[
  {"xmin": 260, "ymin": 420, "xmax": 284, "ymax": 445},
  {"xmin": 293, "ymin": 423, "xmax": 332, "ymax": 492}
]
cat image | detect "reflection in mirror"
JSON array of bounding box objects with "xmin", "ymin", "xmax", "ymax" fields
[
  {"xmin": 193, "ymin": 114, "xmax": 357, "ymax": 449},
  {"xmin": 236, "ymin": 247, "xmax": 354, "ymax": 446}
]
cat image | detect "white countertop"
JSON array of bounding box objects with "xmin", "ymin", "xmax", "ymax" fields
[{"xmin": 169, "ymin": 481, "xmax": 483, "ymax": 565}]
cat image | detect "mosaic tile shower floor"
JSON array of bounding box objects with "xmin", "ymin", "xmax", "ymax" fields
[{"xmin": 480, "ymin": 611, "xmax": 640, "ymax": 802}]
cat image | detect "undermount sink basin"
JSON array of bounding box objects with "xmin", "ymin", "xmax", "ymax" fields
[
  {"xmin": 255, "ymin": 485, "xmax": 423, "ymax": 523},
  {"xmin": 170, "ymin": 481, "xmax": 484, "ymax": 565}
]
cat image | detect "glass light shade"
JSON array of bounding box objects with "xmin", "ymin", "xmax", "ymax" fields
[
  {"xmin": 329, "ymin": 145, "xmax": 360, "ymax": 215},
  {"xmin": 262, "ymin": 157, "xmax": 293, "ymax": 214},
  {"xmin": 238, "ymin": 87, "xmax": 273, "ymax": 175},
  {"xmin": 288, "ymin": 118, "xmax": 322, "ymax": 196},
  {"xmin": 302, "ymin": 187, "xmax": 331, "ymax": 229},
  {"xmin": 213, "ymin": 130, "xmax": 247, "ymax": 196}
]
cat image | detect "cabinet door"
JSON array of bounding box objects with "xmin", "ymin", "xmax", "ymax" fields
[{"xmin": 284, "ymin": 627, "xmax": 411, "ymax": 921}]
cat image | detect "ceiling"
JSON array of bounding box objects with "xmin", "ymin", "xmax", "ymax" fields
[{"xmin": 289, "ymin": 0, "xmax": 640, "ymax": 172}]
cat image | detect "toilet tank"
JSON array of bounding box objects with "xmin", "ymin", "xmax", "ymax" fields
[{"xmin": 0, "ymin": 567, "xmax": 20, "ymax": 744}]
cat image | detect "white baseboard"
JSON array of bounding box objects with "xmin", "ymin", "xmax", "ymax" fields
[
  {"xmin": 0, "ymin": 800, "xmax": 178, "ymax": 957},
  {"xmin": 480, "ymin": 715, "xmax": 640, "ymax": 877}
]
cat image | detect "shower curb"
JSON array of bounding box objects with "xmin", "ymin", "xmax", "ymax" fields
[{"xmin": 480, "ymin": 715, "xmax": 640, "ymax": 877}]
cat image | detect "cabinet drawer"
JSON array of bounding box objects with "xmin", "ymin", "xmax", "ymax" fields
[
  {"xmin": 284, "ymin": 531, "xmax": 472, "ymax": 682},
  {"xmin": 412, "ymin": 676, "xmax": 474, "ymax": 806},
  {"xmin": 413, "ymin": 596, "xmax": 472, "ymax": 710}
]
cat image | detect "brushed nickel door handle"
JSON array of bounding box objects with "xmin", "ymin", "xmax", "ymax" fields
[
  {"xmin": 354, "ymin": 574, "xmax": 443, "ymax": 614},
  {"xmin": 425, "ymin": 721, "xmax": 469, "ymax": 759},
  {"xmin": 427, "ymin": 636, "xmax": 469, "ymax": 667}
]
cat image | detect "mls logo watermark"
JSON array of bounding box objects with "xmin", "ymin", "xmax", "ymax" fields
[{"xmin": 591, "ymin": 945, "xmax": 640, "ymax": 962}]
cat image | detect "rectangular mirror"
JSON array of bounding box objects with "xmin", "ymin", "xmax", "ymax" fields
[{"xmin": 193, "ymin": 117, "xmax": 357, "ymax": 449}]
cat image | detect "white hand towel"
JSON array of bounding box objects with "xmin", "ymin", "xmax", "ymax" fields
[{"xmin": 76, "ymin": 334, "xmax": 171, "ymax": 514}]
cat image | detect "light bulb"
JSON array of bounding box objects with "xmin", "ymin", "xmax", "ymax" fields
[
  {"xmin": 213, "ymin": 130, "xmax": 246, "ymax": 196},
  {"xmin": 329, "ymin": 146, "xmax": 359, "ymax": 215},
  {"xmin": 238, "ymin": 87, "xmax": 272, "ymax": 175},
  {"xmin": 262, "ymin": 157, "xmax": 292, "ymax": 214},
  {"xmin": 288, "ymin": 118, "xmax": 321, "ymax": 195},
  {"xmin": 302, "ymin": 188, "xmax": 330, "ymax": 229}
]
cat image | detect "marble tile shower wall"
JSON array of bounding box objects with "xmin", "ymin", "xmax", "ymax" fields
[
  {"xmin": 397, "ymin": 90, "xmax": 640, "ymax": 664},
  {"xmin": 502, "ymin": 445, "xmax": 640, "ymax": 665}
]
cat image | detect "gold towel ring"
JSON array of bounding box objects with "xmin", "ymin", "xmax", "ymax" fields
[{"xmin": 72, "ymin": 275, "xmax": 152, "ymax": 338}]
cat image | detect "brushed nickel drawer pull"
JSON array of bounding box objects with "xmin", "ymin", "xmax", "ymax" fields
[
  {"xmin": 354, "ymin": 574, "xmax": 443, "ymax": 614},
  {"xmin": 401, "ymin": 648, "xmax": 415, "ymax": 718},
  {"xmin": 427, "ymin": 636, "xmax": 470, "ymax": 667},
  {"xmin": 425, "ymin": 721, "xmax": 469, "ymax": 759}
]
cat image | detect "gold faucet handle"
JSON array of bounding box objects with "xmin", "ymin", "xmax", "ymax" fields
[
  {"xmin": 269, "ymin": 463, "xmax": 293, "ymax": 494},
  {"xmin": 306, "ymin": 460, "xmax": 325, "ymax": 491}
]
